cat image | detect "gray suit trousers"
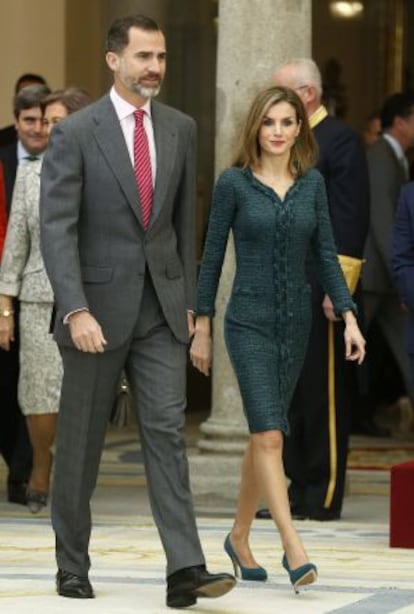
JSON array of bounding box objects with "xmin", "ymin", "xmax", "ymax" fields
[
  {"xmin": 364, "ymin": 291, "xmax": 414, "ymax": 402},
  {"xmin": 52, "ymin": 273, "xmax": 205, "ymax": 576}
]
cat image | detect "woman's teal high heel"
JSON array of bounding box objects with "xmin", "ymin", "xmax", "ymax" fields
[
  {"xmin": 224, "ymin": 534, "xmax": 267, "ymax": 581},
  {"xmin": 282, "ymin": 553, "xmax": 317, "ymax": 593}
]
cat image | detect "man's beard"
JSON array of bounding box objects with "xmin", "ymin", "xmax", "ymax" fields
[
  {"xmin": 134, "ymin": 83, "xmax": 161, "ymax": 98},
  {"xmin": 124, "ymin": 74, "xmax": 162, "ymax": 99}
]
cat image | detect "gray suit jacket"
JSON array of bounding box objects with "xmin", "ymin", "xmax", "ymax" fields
[
  {"xmin": 0, "ymin": 160, "xmax": 54, "ymax": 302},
  {"xmin": 40, "ymin": 94, "xmax": 197, "ymax": 349},
  {"xmin": 362, "ymin": 136, "xmax": 406, "ymax": 294}
]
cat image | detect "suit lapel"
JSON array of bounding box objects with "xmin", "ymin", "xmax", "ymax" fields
[
  {"xmin": 150, "ymin": 102, "xmax": 177, "ymax": 228},
  {"xmin": 92, "ymin": 97, "xmax": 178, "ymax": 230},
  {"xmin": 92, "ymin": 96, "xmax": 143, "ymax": 227},
  {"xmin": 382, "ymin": 138, "xmax": 406, "ymax": 185}
]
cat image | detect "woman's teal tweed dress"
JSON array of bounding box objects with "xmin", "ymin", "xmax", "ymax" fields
[{"xmin": 197, "ymin": 167, "xmax": 356, "ymax": 434}]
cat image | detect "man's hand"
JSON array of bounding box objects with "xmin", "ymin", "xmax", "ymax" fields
[{"xmin": 68, "ymin": 311, "xmax": 107, "ymax": 353}]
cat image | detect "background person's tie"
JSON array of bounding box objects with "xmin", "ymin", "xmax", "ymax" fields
[{"xmin": 133, "ymin": 109, "xmax": 153, "ymax": 230}]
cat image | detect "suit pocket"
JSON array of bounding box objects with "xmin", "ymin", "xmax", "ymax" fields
[
  {"xmin": 165, "ymin": 259, "xmax": 183, "ymax": 279},
  {"xmin": 81, "ymin": 265, "xmax": 113, "ymax": 283}
]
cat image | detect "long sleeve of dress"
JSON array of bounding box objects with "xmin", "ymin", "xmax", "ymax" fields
[
  {"xmin": 310, "ymin": 173, "xmax": 357, "ymax": 315},
  {"xmin": 197, "ymin": 170, "xmax": 237, "ymax": 316},
  {"xmin": 0, "ymin": 165, "xmax": 30, "ymax": 297}
]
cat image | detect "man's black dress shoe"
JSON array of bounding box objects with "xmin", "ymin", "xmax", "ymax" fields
[
  {"xmin": 7, "ymin": 481, "xmax": 28, "ymax": 505},
  {"xmin": 56, "ymin": 569, "xmax": 95, "ymax": 599},
  {"xmin": 353, "ymin": 418, "xmax": 390, "ymax": 437},
  {"xmin": 308, "ymin": 509, "xmax": 340, "ymax": 521},
  {"xmin": 166, "ymin": 564, "xmax": 236, "ymax": 608},
  {"xmin": 290, "ymin": 505, "xmax": 308, "ymax": 521},
  {"xmin": 255, "ymin": 508, "xmax": 272, "ymax": 519},
  {"xmin": 256, "ymin": 507, "xmax": 308, "ymax": 520}
]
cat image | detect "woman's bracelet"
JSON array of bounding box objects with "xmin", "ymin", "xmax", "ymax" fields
[{"xmin": 0, "ymin": 309, "xmax": 14, "ymax": 317}]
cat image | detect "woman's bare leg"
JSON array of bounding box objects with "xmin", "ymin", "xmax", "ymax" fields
[
  {"xmin": 250, "ymin": 430, "xmax": 309, "ymax": 569},
  {"xmin": 26, "ymin": 413, "xmax": 57, "ymax": 493},
  {"xmin": 229, "ymin": 440, "xmax": 262, "ymax": 567}
]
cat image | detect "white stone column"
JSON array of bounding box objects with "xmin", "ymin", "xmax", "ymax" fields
[{"xmin": 190, "ymin": 0, "xmax": 312, "ymax": 507}]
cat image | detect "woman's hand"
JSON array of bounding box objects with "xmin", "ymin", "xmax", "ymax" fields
[
  {"xmin": 190, "ymin": 316, "xmax": 212, "ymax": 376},
  {"xmin": 190, "ymin": 329, "xmax": 212, "ymax": 376},
  {"xmin": 0, "ymin": 295, "xmax": 15, "ymax": 351},
  {"xmin": 0, "ymin": 313, "xmax": 14, "ymax": 351},
  {"xmin": 0, "ymin": 315, "xmax": 14, "ymax": 350},
  {"xmin": 322, "ymin": 294, "xmax": 340, "ymax": 321},
  {"xmin": 343, "ymin": 312, "xmax": 366, "ymax": 365}
]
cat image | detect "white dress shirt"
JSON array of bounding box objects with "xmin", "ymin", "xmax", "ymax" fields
[
  {"xmin": 17, "ymin": 141, "xmax": 43, "ymax": 165},
  {"xmin": 383, "ymin": 133, "xmax": 409, "ymax": 180},
  {"xmin": 109, "ymin": 86, "xmax": 156, "ymax": 185}
]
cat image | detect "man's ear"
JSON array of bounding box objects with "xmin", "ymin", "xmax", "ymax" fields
[
  {"xmin": 304, "ymin": 85, "xmax": 317, "ymax": 106},
  {"xmin": 105, "ymin": 51, "xmax": 120, "ymax": 72}
]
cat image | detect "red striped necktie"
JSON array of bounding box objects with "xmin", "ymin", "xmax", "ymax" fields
[{"xmin": 133, "ymin": 109, "xmax": 153, "ymax": 230}]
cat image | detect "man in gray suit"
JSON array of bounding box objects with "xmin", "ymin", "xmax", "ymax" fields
[
  {"xmin": 362, "ymin": 92, "xmax": 414, "ymax": 421},
  {"xmin": 40, "ymin": 14, "xmax": 235, "ymax": 608}
]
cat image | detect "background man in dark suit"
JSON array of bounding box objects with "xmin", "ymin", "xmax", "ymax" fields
[
  {"xmin": 271, "ymin": 58, "xmax": 370, "ymax": 520},
  {"xmin": 392, "ymin": 181, "xmax": 414, "ymax": 384},
  {"xmin": 362, "ymin": 93, "xmax": 414, "ymax": 422},
  {"xmin": 0, "ymin": 83, "xmax": 49, "ymax": 505},
  {"xmin": 0, "ymin": 73, "xmax": 48, "ymax": 147},
  {"xmin": 40, "ymin": 14, "xmax": 235, "ymax": 608}
]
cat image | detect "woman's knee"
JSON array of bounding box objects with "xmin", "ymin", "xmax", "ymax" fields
[{"xmin": 251, "ymin": 430, "xmax": 283, "ymax": 453}]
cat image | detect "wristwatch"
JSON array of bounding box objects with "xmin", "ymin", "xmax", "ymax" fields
[{"xmin": 0, "ymin": 309, "xmax": 14, "ymax": 317}]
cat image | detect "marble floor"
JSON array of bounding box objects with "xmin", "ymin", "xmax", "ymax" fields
[{"xmin": 0, "ymin": 417, "xmax": 413, "ymax": 614}]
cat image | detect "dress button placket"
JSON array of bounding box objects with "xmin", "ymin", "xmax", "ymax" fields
[{"xmin": 278, "ymin": 194, "xmax": 294, "ymax": 404}]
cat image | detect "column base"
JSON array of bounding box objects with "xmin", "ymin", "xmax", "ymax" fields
[
  {"xmin": 189, "ymin": 453, "xmax": 242, "ymax": 509},
  {"xmin": 188, "ymin": 415, "xmax": 248, "ymax": 507}
]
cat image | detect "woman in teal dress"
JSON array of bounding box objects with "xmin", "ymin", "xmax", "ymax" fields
[{"xmin": 190, "ymin": 86, "xmax": 366, "ymax": 592}]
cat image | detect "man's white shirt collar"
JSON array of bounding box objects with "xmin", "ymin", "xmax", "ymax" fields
[
  {"xmin": 109, "ymin": 86, "xmax": 156, "ymax": 182},
  {"xmin": 17, "ymin": 141, "xmax": 43, "ymax": 164},
  {"xmin": 110, "ymin": 86, "xmax": 152, "ymax": 120},
  {"xmin": 383, "ymin": 133, "xmax": 405, "ymax": 161}
]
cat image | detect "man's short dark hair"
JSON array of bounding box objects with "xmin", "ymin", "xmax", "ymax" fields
[
  {"xmin": 105, "ymin": 14, "xmax": 161, "ymax": 54},
  {"xmin": 381, "ymin": 93, "xmax": 414, "ymax": 130},
  {"xmin": 14, "ymin": 73, "xmax": 47, "ymax": 94},
  {"xmin": 13, "ymin": 83, "xmax": 51, "ymax": 119}
]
